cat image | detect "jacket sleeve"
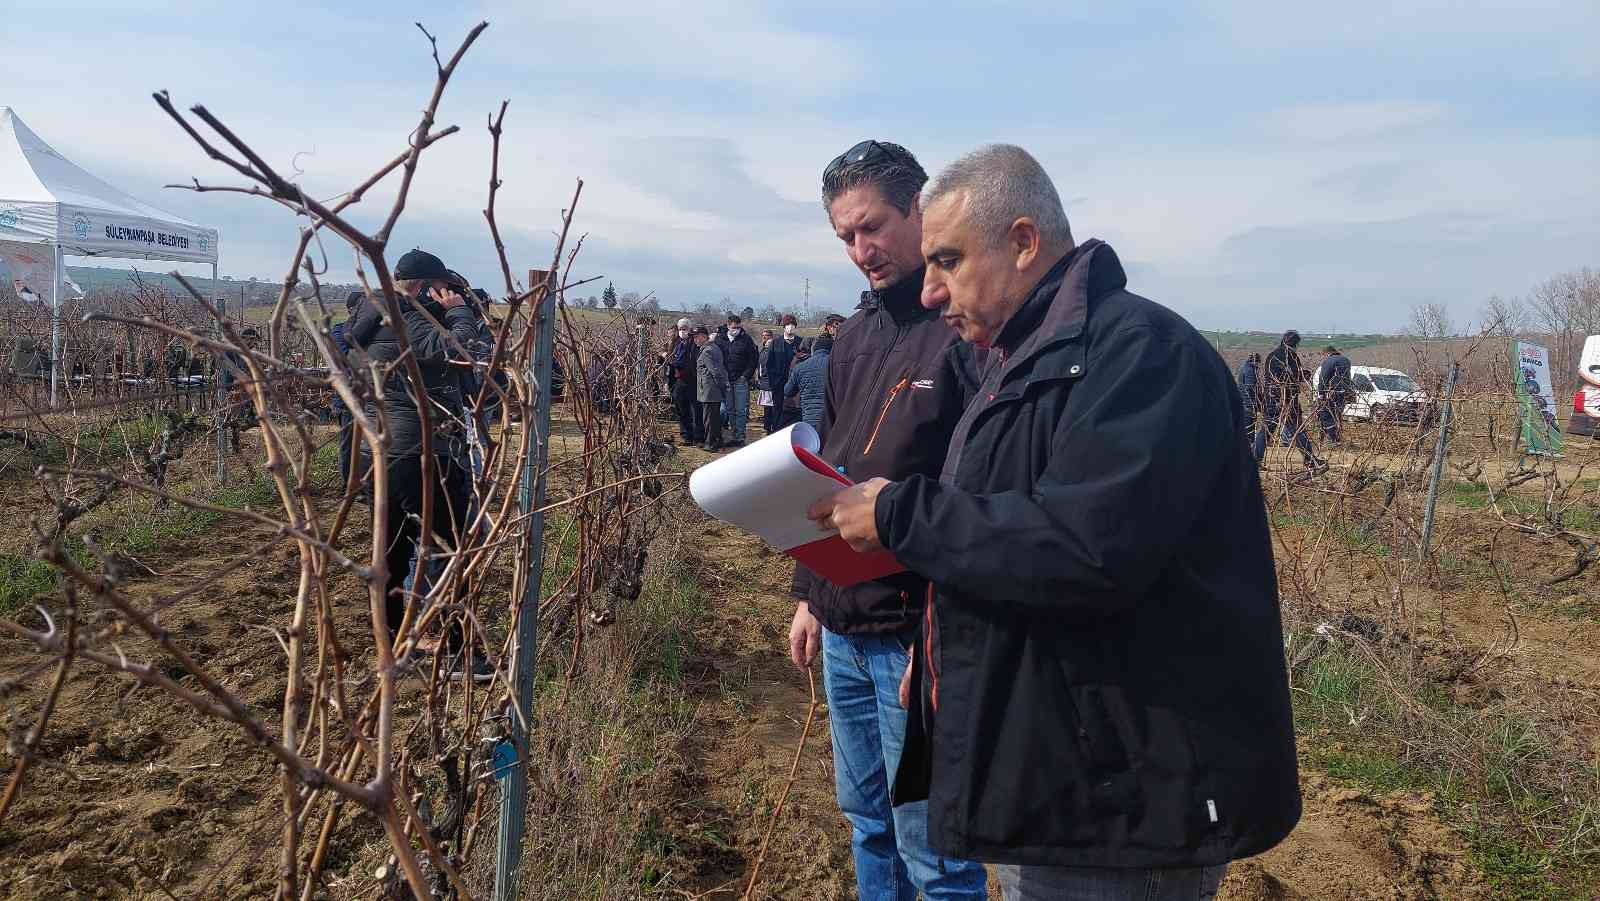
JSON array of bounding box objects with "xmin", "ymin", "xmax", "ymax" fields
[
  {"xmin": 347, "ymin": 297, "xmax": 386, "ymax": 348},
  {"xmin": 784, "ymin": 364, "xmax": 801, "ymax": 398},
  {"xmin": 742, "ymin": 339, "xmax": 759, "ymax": 380},
  {"xmin": 404, "ymin": 301, "xmax": 478, "ymax": 366},
  {"xmin": 874, "ymin": 325, "xmax": 1235, "ymax": 618}
]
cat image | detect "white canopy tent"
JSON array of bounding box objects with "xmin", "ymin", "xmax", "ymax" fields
[{"xmin": 0, "ymin": 106, "xmax": 219, "ymax": 405}]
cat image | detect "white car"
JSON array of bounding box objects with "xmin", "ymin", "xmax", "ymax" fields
[
  {"xmin": 1313, "ymin": 365, "xmax": 1431, "ymax": 423},
  {"xmin": 1569, "ymin": 335, "xmax": 1600, "ymax": 437}
]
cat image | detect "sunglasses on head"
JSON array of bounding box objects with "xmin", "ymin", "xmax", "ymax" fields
[{"xmin": 824, "ymin": 139, "xmax": 892, "ymax": 180}]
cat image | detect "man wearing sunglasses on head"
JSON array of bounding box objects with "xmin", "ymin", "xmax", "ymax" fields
[{"xmin": 788, "ymin": 140, "xmax": 987, "ymax": 899}]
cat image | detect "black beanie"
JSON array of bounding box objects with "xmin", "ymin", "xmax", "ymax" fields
[{"xmin": 395, "ymin": 249, "xmax": 448, "ymax": 281}]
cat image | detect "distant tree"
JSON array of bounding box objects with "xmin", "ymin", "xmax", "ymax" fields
[
  {"xmin": 696, "ymin": 302, "xmax": 718, "ymax": 318},
  {"xmin": 641, "ymin": 297, "xmax": 660, "ymax": 313},
  {"xmin": 619, "ymin": 291, "xmax": 642, "ymax": 310},
  {"xmin": 1526, "ymin": 267, "xmax": 1600, "ymax": 399},
  {"xmin": 757, "ymin": 303, "xmax": 780, "ymax": 322},
  {"xmin": 602, "ymin": 282, "xmax": 618, "ymax": 309},
  {"xmin": 1477, "ymin": 294, "xmax": 1528, "ymax": 337},
  {"xmin": 1407, "ymin": 302, "xmax": 1453, "ymax": 341}
]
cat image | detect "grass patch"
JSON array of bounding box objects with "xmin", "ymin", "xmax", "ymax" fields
[
  {"xmin": 513, "ymin": 545, "xmax": 711, "ymax": 900},
  {"xmin": 1291, "ymin": 635, "xmax": 1600, "ymax": 897},
  {"xmin": 1444, "ymin": 480, "xmax": 1598, "ymax": 531},
  {"xmin": 0, "ymin": 553, "xmax": 60, "ymax": 615}
]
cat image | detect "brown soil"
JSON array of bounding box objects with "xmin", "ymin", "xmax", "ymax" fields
[{"xmin": 2, "ymin": 421, "xmax": 1590, "ymax": 898}]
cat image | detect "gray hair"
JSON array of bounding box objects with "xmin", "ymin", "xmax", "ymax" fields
[{"xmin": 923, "ymin": 145, "xmax": 1072, "ymax": 249}]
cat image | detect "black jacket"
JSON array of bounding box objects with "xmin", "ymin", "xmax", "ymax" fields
[
  {"xmin": 1317, "ymin": 353, "xmax": 1352, "ymax": 402},
  {"xmin": 1262, "ymin": 342, "xmax": 1305, "ymax": 414},
  {"xmin": 877, "ymin": 241, "xmax": 1300, "ymax": 867},
  {"xmin": 792, "ymin": 269, "xmax": 977, "ymax": 636},
  {"xmin": 348, "ymin": 292, "xmax": 479, "ymax": 458},
  {"xmin": 722, "ymin": 330, "xmax": 759, "ymax": 381}
]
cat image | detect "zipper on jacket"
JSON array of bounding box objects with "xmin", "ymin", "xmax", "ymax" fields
[
  {"xmin": 861, "ymin": 377, "xmax": 910, "ymax": 456},
  {"xmin": 925, "ymin": 586, "xmax": 939, "ymax": 713},
  {"xmin": 840, "ymin": 314, "xmax": 909, "ymax": 456}
]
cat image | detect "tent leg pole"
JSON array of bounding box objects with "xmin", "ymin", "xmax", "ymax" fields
[{"xmin": 50, "ymin": 245, "xmax": 63, "ymax": 409}]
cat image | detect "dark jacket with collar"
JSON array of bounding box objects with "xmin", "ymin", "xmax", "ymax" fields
[
  {"xmin": 722, "ymin": 329, "xmax": 759, "ymax": 381},
  {"xmin": 877, "ymin": 240, "xmax": 1300, "ymax": 868},
  {"xmin": 791, "ymin": 268, "xmax": 980, "ymax": 636},
  {"xmin": 1237, "ymin": 357, "xmax": 1260, "ymax": 410},
  {"xmin": 348, "ymin": 292, "xmax": 479, "ymax": 458},
  {"xmin": 1262, "ymin": 342, "xmax": 1305, "ymax": 414},
  {"xmin": 758, "ymin": 335, "xmax": 799, "ymax": 391},
  {"xmin": 1317, "ymin": 353, "xmax": 1352, "ymax": 402}
]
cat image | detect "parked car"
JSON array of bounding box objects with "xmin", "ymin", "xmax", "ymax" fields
[
  {"xmin": 1569, "ymin": 335, "xmax": 1600, "ymax": 437},
  {"xmin": 1314, "ymin": 365, "xmax": 1432, "ymax": 423}
]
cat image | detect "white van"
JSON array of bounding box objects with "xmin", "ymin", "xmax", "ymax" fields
[
  {"xmin": 1313, "ymin": 365, "xmax": 1431, "ymax": 423},
  {"xmin": 1569, "ymin": 335, "xmax": 1600, "ymax": 436}
]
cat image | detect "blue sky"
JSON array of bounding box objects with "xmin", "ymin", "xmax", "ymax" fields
[{"xmin": 5, "ymin": 0, "xmax": 1596, "ymax": 331}]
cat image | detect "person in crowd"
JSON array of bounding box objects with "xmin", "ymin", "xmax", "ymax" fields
[
  {"xmin": 784, "ymin": 332, "xmax": 832, "ymax": 433},
  {"xmin": 790, "ymin": 139, "xmax": 988, "ymax": 900},
  {"xmin": 1237, "ymin": 351, "xmax": 1262, "ymax": 443},
  {"xmin": 669, "ymin": 319, "xmax": 703, "ymax": 445},
  {"xmin": 1315, "ymin": 345, "xmax": 1353, "ymax": 446},
  {"xmin": 760, "ymin": 315, "xmax": 800, "ymax": 434},
  {"xmin": 807, "ymin": 144, "xmax": 1301, "ymax": 900},
  {"xmin": 347, "ymin": 248, "xmax": 491, "ymax": 682},
  {"xmin": 713, "ymin": 323, "xmax": 730, "ymax": 429},
  {"xmin": 693, "ymin": 325, "xmax": 729, "ymax": 451},
  {"xmin": 1255, "ymin": 330, "xmax": 1326, "ymax": 472},
  {"xmin": 824, "ymin": 312, "xmax": 846, "ymax": 338},
  {"xmin": 778, "ymin": 330, "xmax": 808, "ymax": 429},
  {"xmin": 721, "ymin": 313, "xmax": 759, "ymax": 446},
  {"xmin": 220, "ymin": 326, "xmax": 262, "ymax": 453},
  {"xmin": 756, "ymin": 328, "xmax": 778, "ymax": 433},
  {"xmin": 331, "ymin": 291, "xmax": 365, "ymax": 493}
]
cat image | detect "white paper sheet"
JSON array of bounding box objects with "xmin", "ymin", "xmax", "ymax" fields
[{"xmin": 688, "ymin": 423, "xmax": 845, "ymax": 551}]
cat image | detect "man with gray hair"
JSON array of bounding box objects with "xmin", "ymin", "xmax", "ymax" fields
[{"xmin": 809, "ymin": 145, "xmax": 1300, "ymax": 899}]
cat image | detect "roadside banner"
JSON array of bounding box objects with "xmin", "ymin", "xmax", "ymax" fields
[{"xmin": 1512, "ymin": 340, "xmax": 1563, "ymax": 456}]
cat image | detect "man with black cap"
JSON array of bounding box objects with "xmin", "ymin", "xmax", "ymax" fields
[
  {"xmin": 823, "ymin": 312, "xmax": 846, "ymax": 338},
  {"xmin": 347, "ymin": 248, "xmax": 491, "ymax": 680},
  {"xmin": 1255, "ymin": 329, "xmax": 1326, "ymax": 472}
]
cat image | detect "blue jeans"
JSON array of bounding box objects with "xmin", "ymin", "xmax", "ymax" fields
[
  {"xmin": 994, "ymin": 863, "xmax": 1227, "ymax": 900},
  {"xmin": 1252, "ymin": 404, "xmax": 1317, "ymax": 466},
  {"xmin": 1317, "ymin": 398, "xmax": 1345, "ymax": 444},
  {"xmin": 822, "ymin": 628, "xmax": 987, "ymax": 900},
  {"xmin": 727, "ymin": 378, "xmax": 750, "ymax": 441}
]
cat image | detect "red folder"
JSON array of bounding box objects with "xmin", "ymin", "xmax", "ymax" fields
[{"xmin": 786, "ymin": 445, "xmax": 906, "ymax": 587}]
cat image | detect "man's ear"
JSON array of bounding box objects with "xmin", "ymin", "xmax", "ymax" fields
[{"xmin": 1010, "ymin": 217, "xmax": 1042, "ymax": 272}]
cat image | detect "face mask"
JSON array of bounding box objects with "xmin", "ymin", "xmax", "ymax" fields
[
  {"xmin": 677, "ymin": 329, "xmax": 688, "ymax": 338},
  {"xmin": 729, "ymin": 327, "xmax": 741, "ymax": 337},
  {"xmin": 784, "ymin": 325, "xmax": 796, "ymax": 337}
]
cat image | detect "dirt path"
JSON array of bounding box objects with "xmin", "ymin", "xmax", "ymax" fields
[{"xmin": 669, "ymin": 447, "xmax": 1491, "ymax": 900}]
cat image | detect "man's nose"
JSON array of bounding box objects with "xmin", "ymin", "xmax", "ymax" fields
[{"xmin": 921, "ymin": 279, "xmax": 947, "ymax": 310}]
